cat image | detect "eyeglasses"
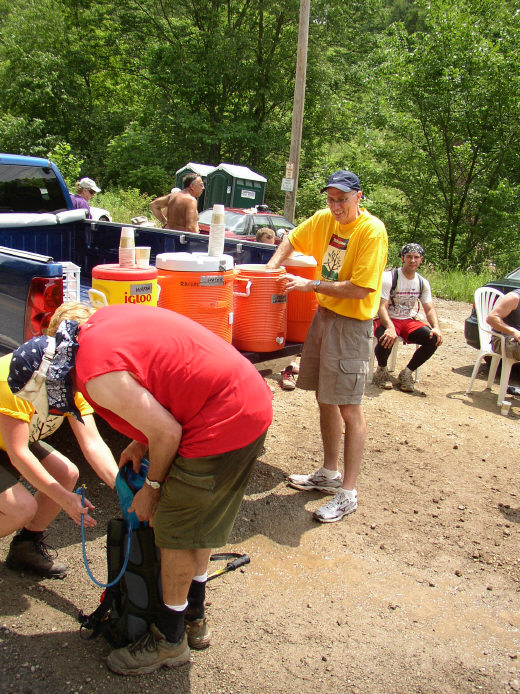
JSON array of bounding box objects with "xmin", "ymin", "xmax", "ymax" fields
[{"xmin": 326, "ymin": 194, "xmax": 356, "ymax": 206}]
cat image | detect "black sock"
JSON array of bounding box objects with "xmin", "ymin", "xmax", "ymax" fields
[
  {"xmin": 186, "ymin": 579, "xmax": 206, "ymax": 621},
  {"xmin": 156, "ymin": 604, "xmax": 186, "ymax": 643},
  {"xmin": 13, "ymin": 529, "xmax": 44, "ymax": 544}
]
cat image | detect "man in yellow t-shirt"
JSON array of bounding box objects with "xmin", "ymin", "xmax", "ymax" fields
[
  {"xmin": 267, "ymin": 170, "xmax": 388, "ymax": 523},
  {"xmin": 0, "ymin": 340, "xmax": 118, "ymax": 579}
]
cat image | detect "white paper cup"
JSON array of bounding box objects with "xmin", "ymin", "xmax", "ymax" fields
[
  {"xmin": 119, "ymin": 247, "xmax": 136, "ymax": 267},
  {"xmin": 119, "ymin": 227, "xmax": 135, "ymax": 249},
  {"xmin": 211, "ymin": 203, "xmax": 225, "ymax": 226},
  {"xmin": 135, "ymin": 246, "xmax": 151, "ymax": 268}
]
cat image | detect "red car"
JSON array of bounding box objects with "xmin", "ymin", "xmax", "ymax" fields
[{"xmin": 198, "ymin": 207, "xmax": 295, "ymax": 243}]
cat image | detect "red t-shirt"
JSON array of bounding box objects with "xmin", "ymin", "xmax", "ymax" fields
[{"xmin": 75, "ymin": 305, "xmax": 272, "ymax": 458}]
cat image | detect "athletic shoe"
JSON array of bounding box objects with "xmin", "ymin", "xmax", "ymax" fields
[
  {"xmin": 372, "ymin": 366, "xmax": 393, "ymax": 390},
  {"xmin": 289, "ymin": 360, "xmax": 300, "ymax": 375},
  {"xmin": 281, "ymin": 365, "xmax": 296, "ymax": 390},
  {"xmin": 107, "ymin": 624, "xmax": 190, "ymax": 676},
  {"xmin": 287, "ymin": 469, "xmax": 342, "ymax": 493},
  {"xmin": 6, "ymin": 537, "xmax": 67, "ymax": 579},
  {"xmin": 313, "ymin": 490, "xmax": 358, "ymax": 523},
  {"xmin": 397, "ymin": 367, "xmax": 415, "ymax": 392},
  {"xmin": 185, "ymin": 617, "xmax": 211, "ymax": 649}
]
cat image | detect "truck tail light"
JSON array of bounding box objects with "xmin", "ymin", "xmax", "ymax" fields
[{"xmin": 24, "ymin": 277, "xmax": 64, "ymax": 341}]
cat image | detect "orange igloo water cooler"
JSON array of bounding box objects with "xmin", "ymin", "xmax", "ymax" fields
[
  {"xmin": 283, "ymin": 254, "xmax": 318, "ymax": 342},
  {"xmin": 156, "ymin": 252, "xmax": 235, "ymax": 343},
  {"xmin": 232, "ymin": 264, "xmax": 288, "ymax": 352}
]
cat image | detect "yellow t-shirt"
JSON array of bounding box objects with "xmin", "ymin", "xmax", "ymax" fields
[
  {"xmin": 0, "ymin": 353, "xmax": 93, "ymax": 449},
  {"xmin": 288, "ymin": 208, "xmax": 388, "ymax": 320}
]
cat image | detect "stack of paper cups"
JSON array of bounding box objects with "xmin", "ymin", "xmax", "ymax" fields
[
  {"xmin": 208, "ymin": 204, "xmax": 226, "ymax": 257},
  {"xmin": 119, "ymin": 227, "xmax": 136, "ymax": 267}
]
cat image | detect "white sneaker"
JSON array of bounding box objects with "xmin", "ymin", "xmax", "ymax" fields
[
  {"xmin": 313, "ymin": 490, "xmax": 358, "ymax": 523},
  {"xmin": 287, "ymin": 469, "xmax": 342, "ymax": 494}
]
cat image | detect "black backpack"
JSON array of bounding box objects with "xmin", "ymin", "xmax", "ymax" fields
[{"xmin": 78, "ymin": 519, "xmax": 162, "ymax": 648}]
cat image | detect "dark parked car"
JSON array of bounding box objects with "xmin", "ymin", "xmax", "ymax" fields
[
  {"xmin": 464, "ymin": 267, "xmax": 520, "ymax": 349},
  {"xmin": 198, "ymin": 207, "xmax": 295, "ymax": 242}
]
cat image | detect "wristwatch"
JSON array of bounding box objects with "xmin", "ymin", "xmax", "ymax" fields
[
  {"xmin": 145, "ymin": 477, "xmax": 161, "ymax": 490},
  {"xmin": 312, "ymin": 280, "xmax": 321, "ymax": 292}
]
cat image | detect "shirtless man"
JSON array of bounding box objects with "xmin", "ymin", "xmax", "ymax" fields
[
  {"xmin": 149, "ymin": 187, "xmax": 181, "ymax": 227},
  {"xmin": 150, "ymin": 175, "xmax": 203, "ymax": 231}
]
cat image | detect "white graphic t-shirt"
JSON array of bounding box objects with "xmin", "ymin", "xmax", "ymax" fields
[{"xmin": 381, "ymin": 268, "xmax": 432, "ymax": 320}]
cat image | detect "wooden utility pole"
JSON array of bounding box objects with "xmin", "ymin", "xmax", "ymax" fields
[{"xmin": 283, "ymin": 0, "xmax": 310, "ymax": 224}]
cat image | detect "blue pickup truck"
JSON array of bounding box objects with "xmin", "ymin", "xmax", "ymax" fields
[{"xmin": 0, "ymin": 153, "xmax": 299, "ymax": 362}]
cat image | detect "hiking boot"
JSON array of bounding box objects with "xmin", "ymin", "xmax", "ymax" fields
[
  {"xmin": 313, "ymin": 490, "xmax": 358, "ymax": 523},
  {"xmin": 185, "ymin": 617, "xmax": 211, "ymax": 649},
  {"xmin": 397, "ymin": 367, "xmax": 415, "ymax": 392},
  {"xmin": 287, "ymin": 469, "xmax": 342, "ymax": 494},
  {"xmin": 6, "ymin": 537, "xmax": 67, "ymax": 579},
  {"xmin": 372, "ymin": 366, "xmax": 393, "ymax": 390},
  {"xmin": 107, "ymin": 624, "xmax": 190, "ymax": 676}
]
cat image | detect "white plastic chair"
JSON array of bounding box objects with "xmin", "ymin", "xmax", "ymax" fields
[{"xmin": 465, "ymin": 286, "xmax": 520, "ymax": 411}]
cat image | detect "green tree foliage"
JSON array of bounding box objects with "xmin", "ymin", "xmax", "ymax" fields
[
  {"xmin": 1, "ymin": 0, "xmax": 519, "ymax": 273},
  {"xmin": 364, "ymin": 0, "xmax": 520, "ymax": 266}
]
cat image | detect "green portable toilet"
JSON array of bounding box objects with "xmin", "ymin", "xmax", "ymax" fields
[
  {"xmin": 205, "ymin": 164, "xmax": 267, "ymax": 210},
  {"xmin": 175, "ymin": 162, "xmax": 216, "ymax": 212}
]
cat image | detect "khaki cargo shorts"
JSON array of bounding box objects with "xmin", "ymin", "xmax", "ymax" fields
[
  {"xmin": 153, "ymin": 432, "xmax": 267, "ymax": 550},
  {"xmin": 296, "ymin": 307, "xmax": 373, "ymax": 405}
]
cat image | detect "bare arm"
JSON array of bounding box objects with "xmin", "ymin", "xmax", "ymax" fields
[
  {"xmin": 487, "ymin": 292, "xmax": 520, "ymax": 343},
  {"xmin": 67, "ymin": 413, "xmax": 119, "ymax": 489},
  {"xmin": 284, "ymin": 274, "xmax": 372, "ymax": 300},
  {"xmin": 377, "ymin": 298, "xmax": 398, "ymax": 348},
  {"xmin": 422, "ymin": 302, "xmax": 443, "ymax": 346},
  {"xmin": 265, "ymin": 236, "xmax": 295, "ymax": 269},
  {"xmin": 150, "ymin": 194, "xmax": 171, "ymax": 227},
  {"xmin": 84, "ymin": 371, "xmax": 182, "ymax": 523},
  {"xmin": 0, "ymin": 414, "xmax": 96, "ymax": 526}
]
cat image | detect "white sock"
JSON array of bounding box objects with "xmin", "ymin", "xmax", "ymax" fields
[
  {"xmin": 340, "ymin": 488, "xmax": 357, "ymax": 500},
  {"xmin": 192, "ymin": 572, "xmax": 208, "ymax": 583},
  {"xmin": 164, "ymin": 600, "xmax": 188, "ymax": 612},
  {"xmin": 319, "ymin": 466, "xmax": 340, "ymax": 479}
]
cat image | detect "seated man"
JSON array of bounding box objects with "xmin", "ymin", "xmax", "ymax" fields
[
  {"xmin": 372, "ymin": 243, "xmax": 443, "ymax": 392},
  {"xmin": 486, "ymin": 288, "xmax": 520, "ymax": 359},
  {"xmin": 1, "ymin": 302, "xmax": 118, "ymax": 578}
]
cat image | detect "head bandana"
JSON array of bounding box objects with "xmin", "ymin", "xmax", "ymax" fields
[
  {"xmin": 400, "ymin": 243, "xmax": 425, "ymax": 258},
  {"xmin": 8, "ymin": 320, "xmax": 83, "ymax": 422}
]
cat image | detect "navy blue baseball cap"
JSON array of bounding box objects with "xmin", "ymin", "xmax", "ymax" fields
[{"xmin": 321, "ymin": 170, "xmax": 361, "ymax": 194}]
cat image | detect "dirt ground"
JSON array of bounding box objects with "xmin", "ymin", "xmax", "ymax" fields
[{"xmin": 1, "ymin": 298, "xmax": 520, "ymax": 694}]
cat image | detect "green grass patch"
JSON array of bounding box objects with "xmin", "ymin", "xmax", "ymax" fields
[{"xmin": 420, "ymin": 264, "xmax": 497, "ymax": 303}]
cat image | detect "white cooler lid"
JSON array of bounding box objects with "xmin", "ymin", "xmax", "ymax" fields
[
  {"xmin": 282, "ymin": 253, "xmax": 317, "ymax": 268},
  {"xmin": 155, "ymin": 252, "xmax": 234, "ymax": 272}
]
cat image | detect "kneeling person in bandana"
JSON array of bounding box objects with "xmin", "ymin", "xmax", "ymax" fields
[{"xmin": 2, "ymin": 303, "xmax": 118, "ymax": 578}]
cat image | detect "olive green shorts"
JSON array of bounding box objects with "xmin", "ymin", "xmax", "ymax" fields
[
  {"xmin": 153, "ymin": 432, "xmax": 267, "ymax": 550},
  {"xmin": 0, "ymin": 441, "xmax": 55, "ymax": 494}
]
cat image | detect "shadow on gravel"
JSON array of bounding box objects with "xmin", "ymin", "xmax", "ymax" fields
[
  {"xmin": 0, "ymin": 625, "xmax": 193, "ymax": 694},
  {"xmin": 0, "ymin": 568, "xmax": 80, "ymax": 619}
]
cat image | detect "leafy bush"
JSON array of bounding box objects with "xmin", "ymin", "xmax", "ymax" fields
[{"xmin": 95, "ymin": 189, "xmax": 155, "ymax": 224}]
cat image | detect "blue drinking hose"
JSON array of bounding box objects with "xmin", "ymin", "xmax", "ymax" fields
[{"xmin": 76, "ymin": 486, "xmax": 133, "ymax": 588}]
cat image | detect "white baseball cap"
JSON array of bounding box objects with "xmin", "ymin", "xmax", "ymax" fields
[{"xmin": 79, "ymin": 177, "xmax": 101, "ymax": 193}]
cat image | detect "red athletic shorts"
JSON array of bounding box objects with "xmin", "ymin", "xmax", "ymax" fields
[{"xmin": 373, "ymin": 318, "xmax": 427, "ymax": 343}]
